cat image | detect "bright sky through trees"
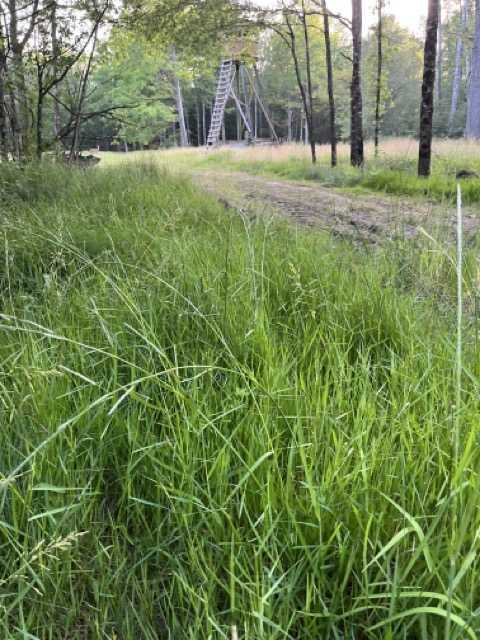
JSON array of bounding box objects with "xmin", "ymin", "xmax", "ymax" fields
[
  {"xmin": 256, "ymin": 0, "xmax": 426, "ymax": 33},
  {"xmin": 335, "ymin": 0, "xmax": 425, "ymax": 32}
]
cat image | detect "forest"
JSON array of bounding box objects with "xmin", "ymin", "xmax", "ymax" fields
[
  {"xmin": 2, "ymin": 0, "xmax": 480, "ymax": 639},
  {"xmin": 0, "ymin": 0, "xmax": 476, "ymax": 163}
]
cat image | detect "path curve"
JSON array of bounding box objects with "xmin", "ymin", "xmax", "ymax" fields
[{"xmin": 192, "ymin": 170, "xmax": 479, "ymax": 242}]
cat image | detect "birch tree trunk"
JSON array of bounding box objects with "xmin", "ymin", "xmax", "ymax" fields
[
  {"xmin": 466, "ymin": 0, "xmax": 480, "ymax": 138},
  {"xmin": 350, "ymin": 0, "xmax": 364, "ymax": 167},
  {"xmin": 418, "ymin": 0, "xmax": 440, "ymax": 176},
  {"xmin": 171, "ymin": 46, "xmax": 189, "ymax": 147},
  {"xmin": 322, "ymin": 0, "xmax": 337, "ymax": 167},
  {"xmin": 449, "ymin": 0, "xmax": 467, "ymax": 133}
]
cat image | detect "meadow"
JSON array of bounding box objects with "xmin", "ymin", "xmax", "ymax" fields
[
  {"xmin": 1, "ymin": 157, "xmax": 480, "ymax": 638},
  {"xmin": 118, "ymin": 138, "xmax": 480, "ymax": 205}
]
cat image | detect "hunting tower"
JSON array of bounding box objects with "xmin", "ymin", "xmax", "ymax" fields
[{"xmin": 206, "ymin": 34, "xmax": 278, "ymax": 146}]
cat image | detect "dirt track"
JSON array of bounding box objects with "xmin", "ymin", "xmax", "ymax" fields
[{"xmin": 192, "ymin": 170, "xmax": 479, "ymax": 242}]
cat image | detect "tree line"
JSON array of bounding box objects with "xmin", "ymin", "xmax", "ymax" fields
[{"xmin": 0, "ymin": 0, "xmax": 477, "ymax": 177}]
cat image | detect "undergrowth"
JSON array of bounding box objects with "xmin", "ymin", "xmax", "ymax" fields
[{"xmin": 1, "ymin": 162, "xmax": 480, "ymax": 638}]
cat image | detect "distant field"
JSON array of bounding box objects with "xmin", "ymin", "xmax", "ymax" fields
[
  {"xmin": 1, "ymin": 161, "xmax": 480, "ymax": 638},
  {"xmin": 98, "ymin": 137, "xmax": 480, "ymax": 204}
]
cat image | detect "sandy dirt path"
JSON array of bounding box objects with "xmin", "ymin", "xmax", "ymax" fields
[{"xmin": 191, "ymin": 169, "xmax": 479, "ymax": 243}]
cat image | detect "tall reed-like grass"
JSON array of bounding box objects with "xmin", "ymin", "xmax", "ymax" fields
[{"xmin": 0, "ymin": 162, "xmax": 479, "ymax": 638}]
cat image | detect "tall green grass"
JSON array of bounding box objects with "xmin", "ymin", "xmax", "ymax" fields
[
  {"xmin": 198, "ymin": 148, "xmax": 480, "ymax": 205},
  {"xmin": 1, "ymin": 162, "xmax": 480, "ymax": 638}
]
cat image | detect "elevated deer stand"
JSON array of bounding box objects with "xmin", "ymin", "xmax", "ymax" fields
[{"xmin": 207, "ymin": 36, "xmax": 278, "ymax": 147}]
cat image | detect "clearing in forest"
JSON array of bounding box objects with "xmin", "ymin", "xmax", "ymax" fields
[{"xmin": 98, "ymin": 139, "xmax": 480, "ymax": 242}]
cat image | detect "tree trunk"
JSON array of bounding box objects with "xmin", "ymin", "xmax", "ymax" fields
[
  {"xmin": 202, "ymin": 102, "xmax": 206, "ymax": 145},
  {"xmin": 195, "ymin": 97, "xmax": 201, "ymax": 145},
  {"xmin": 0, "ymin": 19, "xmax": 9, "ymax": 161},
  {"xmin": 350, "ymin": 0, "xmax": 364, "ymax": 167},
  {"xmin": 301, "ymin": 0, "xmax": 316, "ymax": 163},
  {"xmin": 8, "ymin": 84, "xmax": 21, "ymax": 160},
  {"xmin": 284, "ymin": 11, "xmax": 315, "ymax": 162},
  {"xmin": 322, "ymin": 0, "xmax": 337, "ymax": 167},
  {"xmin": 171, "ymin": 46, "xmax": 189, "ymax": 147},
  {"xmin": 36, "ymin": 68, "xmax": 44, "ymax": 159},
  {"xmin": 449, "ymin": 0, "xmax": 467, "ymax": 134},
  {"xmin": 418, "ymin": 0, "xmax": 440, "ymax": 176},
  {"xmin": 466, "ymin": 0, "xmax": 480, "ymax": 138},
  {"xmin": 51, "ymin": 0, "xmax": 61, "ymax": 138},
  {"xmin": 8, "ymin": 0, "xmax": 38, "ymax": 159},
  {"xmin": 466, "ymin": 0, "xmax": 472, "ymax": 89},
  {"xmin": 374, "ymin": 0, "xmax": 383, "ymax": 155},
  {"xmin": 10, "ymin": 54, "xmax": 29, "ymax": 158},
  {"xmin": 70, "ymin": 25, "xmax": 98, "ymax": 161},
  {"xmin": 435, "ymin": 0, "xmax": 443, "ymax": 103},
  {"xmin": 287, "ymin": 107, "xmax": 293, "ymax": 141}
]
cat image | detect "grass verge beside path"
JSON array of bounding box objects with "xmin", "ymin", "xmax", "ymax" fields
[
  {"xmin": 200, "ymin": 149, "xmax": 480, "ymax": 205},
  {"xmin": 1, "ymin": 161, "xmax": 480, "ymax": 638},
  {"xmin": 120, "ymin": 138, "xmax": 480, "ymax": 206}
]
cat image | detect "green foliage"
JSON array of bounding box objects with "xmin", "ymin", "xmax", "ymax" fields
[
  {"xmin": 363, "ymin": 15, "xmax": 423, "ymax": 138},
  {"xmin": 124, "ymin": 0, "xmax": 241, "ymax": 60},
  {"xmin": 85, "ymin": 30, "xmax": 175, "ymax": 146},
  {"xmin": 70, "ymin": 1, "xmax": 474, "ymax": 149},
  {"xmin": 1, "ymin": 162, "xmax": 480, "ymax": 638}
]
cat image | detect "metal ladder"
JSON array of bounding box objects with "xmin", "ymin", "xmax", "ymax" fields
[{"xmin": 206, "ymin": 60, "xmax": 234, "ymax": 146}]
